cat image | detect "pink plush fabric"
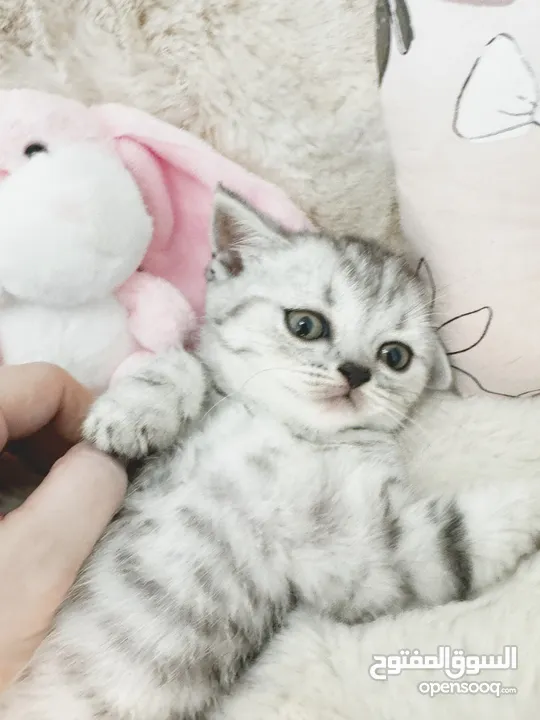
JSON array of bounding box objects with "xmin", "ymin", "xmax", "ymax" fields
[
  {"xmin": 0, "ymin": 89, "xmax": 311, "ymax": 333},
  {"xmin": 115, "ymin": 271, "xmax": 197, "ymax": 351},
  {"xmin": 98, "ymin": 103, "xmax": 311, "ymax": 319}
]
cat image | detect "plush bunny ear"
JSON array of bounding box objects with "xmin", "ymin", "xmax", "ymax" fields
[{"xmin": 93, "ymin": 103, "xmax": 311, "ymax": 318}]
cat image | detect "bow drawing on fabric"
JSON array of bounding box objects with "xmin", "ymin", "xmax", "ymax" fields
[{"xmin": 454, "ymin": 33, "xmax": 540, "ymax": 141}]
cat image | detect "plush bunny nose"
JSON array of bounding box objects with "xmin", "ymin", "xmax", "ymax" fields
[{"xmin": 338, "ymin": 362, "xmax": 372, "ymax": 389}]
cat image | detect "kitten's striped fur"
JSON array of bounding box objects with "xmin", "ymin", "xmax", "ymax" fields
[{"xmin": 3, "ymin": 188, "xmax": 540, "ymax": 719}]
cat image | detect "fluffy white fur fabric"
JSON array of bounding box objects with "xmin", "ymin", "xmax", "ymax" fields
[
  {"xmin": 0, "ymin": 0, "xmax": 398, "ymax": 245},
  {"xmin": 1, "ymin": 0, "xmax": 538, "ymax": 716}
]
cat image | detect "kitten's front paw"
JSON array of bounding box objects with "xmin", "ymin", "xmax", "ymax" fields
[{"xmin": 83, "ymin": 384, "xmax": 182, "ymax": 460}]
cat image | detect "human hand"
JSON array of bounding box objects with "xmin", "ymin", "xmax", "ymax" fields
[{"xmin": 0, "ymin": 363, "xmax": 127, "ymax": 691}]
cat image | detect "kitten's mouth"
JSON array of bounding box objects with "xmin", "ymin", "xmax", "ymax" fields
[
  {"xmin": 310, "ymin": 381, "xmax": 361, "ymax": 411},
  {"xmin": 321, "ymin": 390, "xmax": 359, "ymax": 411}
]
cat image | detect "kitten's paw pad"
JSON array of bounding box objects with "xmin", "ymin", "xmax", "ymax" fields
[{"xmin": 83, "ymin": 391, "xmax": 180, "ymax": 459}]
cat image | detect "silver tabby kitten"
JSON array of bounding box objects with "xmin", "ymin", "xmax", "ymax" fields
[{"xmin": 3, "ymin": 188, "xmax": 540, "ymax": 720}]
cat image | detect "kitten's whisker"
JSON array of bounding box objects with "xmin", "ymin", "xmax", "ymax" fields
[
  {"xmin": 368, "ymin": 392, "xmax": 431, "ymax": 440},
  {"xmin": 301, "ymin": 372, "xmax": 337, "ymax": 382},
  {"xmin": 363, "ymin": 386, "xmax": 409, "ymax": 430},
  {"xmin": 201, "ymin": 366, "xmax": 313, "ymax": 421},
  {"xmin": 201, "ymin": 392, "xmax": 234, "ymax": 423},
  {"xmin": 396, "ymin": 411, "xmax": 431, "ymax": 440}
]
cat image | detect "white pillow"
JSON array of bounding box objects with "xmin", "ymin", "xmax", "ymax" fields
[{"xmin": 378, "ymin": 0, "xmax": 540, "ymax": 398}]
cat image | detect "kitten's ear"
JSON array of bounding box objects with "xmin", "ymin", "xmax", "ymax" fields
[
  {"xmin": 210, "ymin": 185, "xmax": 289, "ymax": 277},
  {"xmin": 429, "ymin": 337, "xmax": 454, "ymax": 391}
]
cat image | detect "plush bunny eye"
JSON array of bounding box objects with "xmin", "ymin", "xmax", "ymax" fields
[
  {"xmin": 285, "ymin": 310, "xmax": 331, "ymax": 341},
  {"xmin": 378, "ymin": 342, "xmax": 413, "ymax": 371},
  {"xmin": 24, "ymin": 143, "xmax": 48, "ymax": 158}
]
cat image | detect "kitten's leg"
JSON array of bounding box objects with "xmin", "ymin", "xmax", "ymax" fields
[
  {"xmin": 83, "ymin": 349, "xmax": 207, "ymax": 459},
  {"xmin": 386, "ymin": 479, "xmax": 540, "ymax": 605}
]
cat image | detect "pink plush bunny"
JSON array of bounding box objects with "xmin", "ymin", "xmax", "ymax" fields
[{"xmin": 0, "ymin": 90, "xmax": 310, "ymax": 390}]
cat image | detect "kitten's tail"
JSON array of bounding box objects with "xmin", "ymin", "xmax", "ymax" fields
[{"xmin": 386, "ymin": 479, "xmax": 540, "ymax": 605}]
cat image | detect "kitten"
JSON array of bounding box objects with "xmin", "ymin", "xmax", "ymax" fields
[{"xmin": 3, "ymin": 188, "xmax": 540, "ymax": 720}]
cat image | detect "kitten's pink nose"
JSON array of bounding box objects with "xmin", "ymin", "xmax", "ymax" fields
[{"xmin": 338, "ymin": 363, "xmax": 371, "ymax": 389}]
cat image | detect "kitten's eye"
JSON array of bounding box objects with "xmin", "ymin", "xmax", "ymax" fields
[
  {"xmin": 285, "ymin": 310, "xmax": 331, "ymax": 341},
  {"xmin": 378, "ymin": 342, "xmax": 413, "ymax": 371}
]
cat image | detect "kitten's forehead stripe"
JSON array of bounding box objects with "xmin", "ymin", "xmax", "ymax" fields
[
  {"xmin": 332, "ymin": 236, "xmax": 411, "ymax": 305},
  {"xmin": 324, "ymin": 283, "xmax": 334, "ymax": 307},
  {"xmin": 333, "ymin": 238, "xmax": 417, "ymax": 324},
  {"xmin": 223, "ymin": 296, "xmax": 268, "ymax": 322}
]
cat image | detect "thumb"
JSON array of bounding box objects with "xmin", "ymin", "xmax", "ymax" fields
[
  {"xmin": 0, "ymin": 444, "xmax": 126, "ymax": 690},
  {"xmin": 0, "ymin": 443, "xmax": 127, "ymax": 612}
]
